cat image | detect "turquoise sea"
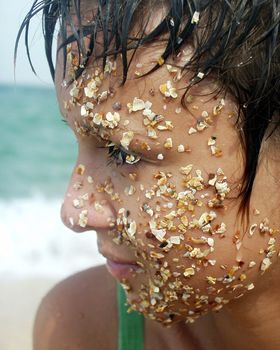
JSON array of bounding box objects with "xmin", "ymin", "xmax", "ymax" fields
[
  {"xmin": 0, "ymin": 84, "xmax": 104, "ymax": 278},
  {"xmin": 0, "ymin": 84, "xmax": 76, "ymax": 199}
]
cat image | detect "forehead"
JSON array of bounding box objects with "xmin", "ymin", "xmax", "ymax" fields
[
  {"xmin": 58, "ymin": 51, "xmax": 238, "ymax": 167},
  {"xmin": 55, "ymin": 5, "xmax": 238, "ymax": 163}
]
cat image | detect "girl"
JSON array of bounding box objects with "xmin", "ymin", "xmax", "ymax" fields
[{"xmin": 16, "ymin": 1, "xmax": 280, "ymax": 349}]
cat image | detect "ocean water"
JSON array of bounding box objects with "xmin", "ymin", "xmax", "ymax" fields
[{"xmin": 0, "ymin": 84, "xmax": 105, "ymax": 278}]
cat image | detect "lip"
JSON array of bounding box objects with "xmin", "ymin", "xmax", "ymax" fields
[
  {"xmin": 99, "ymin": 250, "xmax": 139, "ymax": 281},
  {"xmin": 99, "ymin": 249, "xmax": 136, "ymax": 265},
  {"xmin": 106, "ymin": 258, "xmax": 140, "ymax": 281}
]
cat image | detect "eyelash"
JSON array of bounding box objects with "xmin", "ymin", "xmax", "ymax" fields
[{"xmin": 105, "ymin": 142, "xmax": 141, "ymax": 166}]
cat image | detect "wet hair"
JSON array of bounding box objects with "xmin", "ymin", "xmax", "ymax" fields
[{"xmin": 15, "ymin": 0, "xmax": 280, "ymax": 214}]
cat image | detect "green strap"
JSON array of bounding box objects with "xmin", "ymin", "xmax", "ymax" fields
[{"xmin": 117, "ymin": 284, "xmax": 144, "ymax": 350}]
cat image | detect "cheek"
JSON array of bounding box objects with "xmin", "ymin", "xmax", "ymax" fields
[{"xmin": 106, "ymin": 162, "xmax": 277, "ymax": 324}]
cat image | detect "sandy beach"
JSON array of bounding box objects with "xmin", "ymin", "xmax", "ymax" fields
[{"xmin": 0, "ymin": 277, "xmax": 59, "ymax": 350}]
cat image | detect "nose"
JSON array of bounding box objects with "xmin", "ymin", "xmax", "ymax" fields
[{"xmin": 60, "ymin": 196, "xmax": 116, "ymax": 233}]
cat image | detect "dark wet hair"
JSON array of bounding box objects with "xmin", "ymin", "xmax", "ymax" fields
[{"xmin": 15, "ymin": 0, "xmax": 280, "ymax": 214}]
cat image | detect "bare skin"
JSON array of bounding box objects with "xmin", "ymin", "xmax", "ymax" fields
[
  {"xmin": 34, "ymin": 23, "xmax": 280, "ymax": 350},
  {"xmin": 34, "ymin": 262, "xmax": 280, "ymax": 350}
]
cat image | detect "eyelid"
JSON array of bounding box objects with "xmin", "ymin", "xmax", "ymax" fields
[
  {"xmin": 109, "ymin": 142, "xmax": 141, "ymax": 159},
  {"xmin": 118, "ymin": 136, "xmax": 160, "ymax": 163},
  {"xmin": 80, "ymin": 124, "xmax": 160, "ymax": 163},
  {"xmin": 113, "ymin": 143, "xmax": 158, "ymax": 164},
  {"xmin": 102, "ymin": 142, "xmax": 140, "ymax": 166}
]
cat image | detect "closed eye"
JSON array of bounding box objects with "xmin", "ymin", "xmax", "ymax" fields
[{"xmin": 101, "ymin": 142, "xmax": 142, "ymax": 166}]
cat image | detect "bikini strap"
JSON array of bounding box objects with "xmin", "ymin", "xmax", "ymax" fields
[{"xmin": 117, "ymin": 283, "xmax": 144, "ymax": 350}]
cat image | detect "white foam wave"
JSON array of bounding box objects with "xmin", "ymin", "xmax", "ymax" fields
[{"xmin": 0, "ymin": 196, "xmax": 105, "ymax": 279}]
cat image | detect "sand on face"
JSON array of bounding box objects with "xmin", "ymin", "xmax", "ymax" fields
[{"xmin": 0, "ymin": 277, "xmax": 58, "ymax": 350}]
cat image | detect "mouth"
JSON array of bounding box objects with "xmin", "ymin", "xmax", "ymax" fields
[{"xmin": 99, "ymin": 249, "xmax": 141, "ymax": 281}]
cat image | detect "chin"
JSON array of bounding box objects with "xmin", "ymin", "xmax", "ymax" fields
[{"xmin": 117, "ymin": 261, "xmax": 257, "ymax": 326}]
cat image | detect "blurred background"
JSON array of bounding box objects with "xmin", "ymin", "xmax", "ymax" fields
[{"xmin": 0, "ymin": 2, "xmax": 104, "ymax": 349}]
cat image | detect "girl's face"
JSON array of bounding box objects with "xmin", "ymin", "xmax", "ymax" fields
[{"xmin": 55, "ymin": 43, "xmax": 280, "ymax": 324}]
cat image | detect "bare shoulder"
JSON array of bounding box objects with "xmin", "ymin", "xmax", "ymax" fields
[{"xmin": 34, "ymin": 265, "xmax": 118, "ymax": 350}]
